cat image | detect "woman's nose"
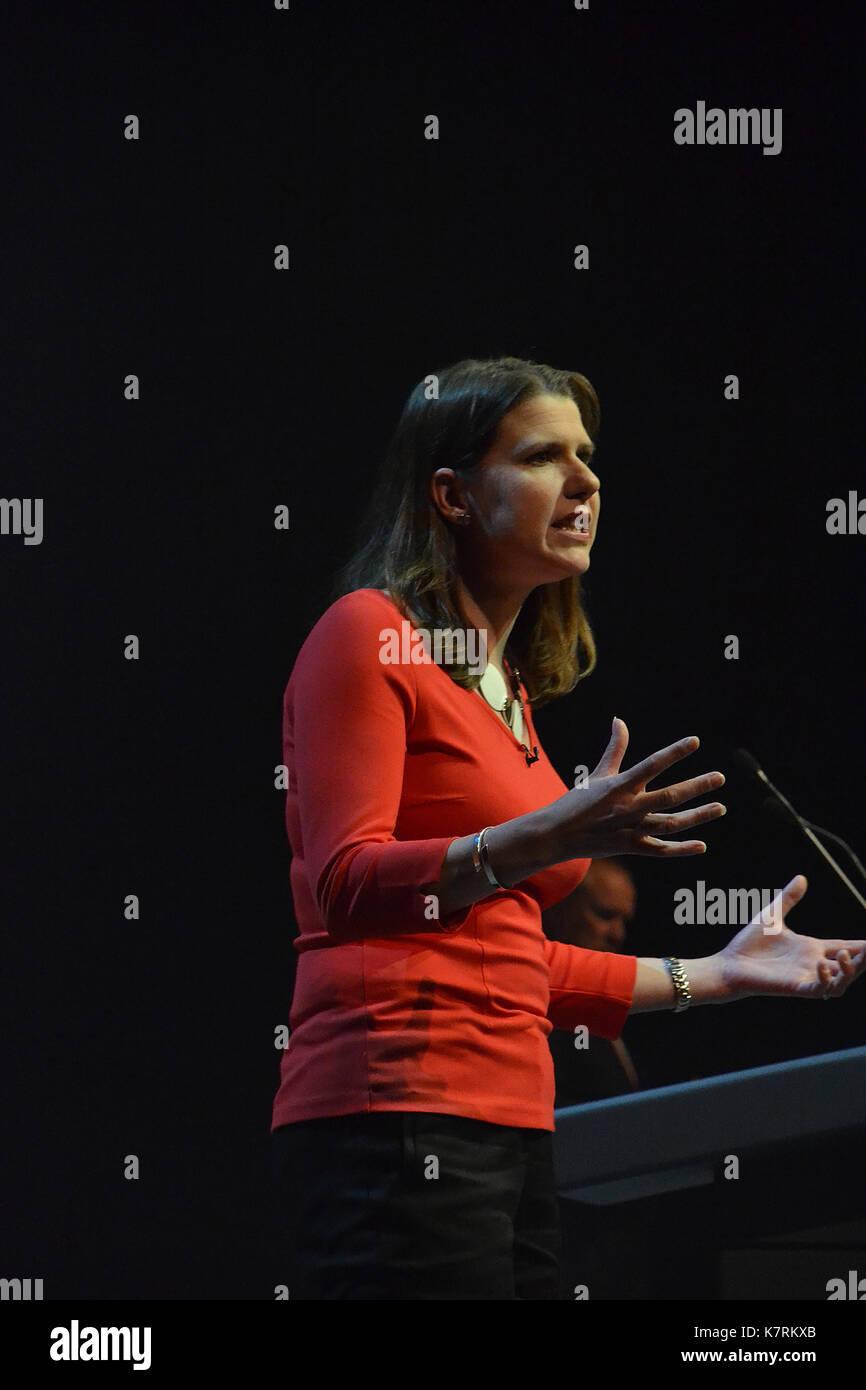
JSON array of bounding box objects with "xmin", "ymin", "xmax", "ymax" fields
[
  {"xmin": 569, "ymin": 461, "xmax": 600, "ymax": 500},
  {"xmin": 567, "ymin": 480, "xmax": 599, "ymax": 511}
]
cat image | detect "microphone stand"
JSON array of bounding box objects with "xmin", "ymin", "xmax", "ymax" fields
[
  {"xmin": 764, "ymin": 800, "xmax": 866, "ymax": 884},
  {"xmin": 736, "ymin": 749, "xmax": 866, "ymax": 914}
]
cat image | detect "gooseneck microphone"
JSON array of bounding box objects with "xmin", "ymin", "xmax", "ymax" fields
[
  {"xmin": 734, "ymin": 748, "xmax": 866, "ymax": 913},
  {"xmin": 763, "ymin": 800, "xmax": 866, "ymax": 883}
]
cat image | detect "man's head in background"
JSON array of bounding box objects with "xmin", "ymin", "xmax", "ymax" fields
[{"xmin": 544, "ymin": 859, "xmax": 636, "ymax": 951}]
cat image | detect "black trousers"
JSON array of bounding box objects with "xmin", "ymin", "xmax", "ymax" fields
[{"xmin": 270, "ymin": 1110, "xmax": 563, "ymax": 1300}]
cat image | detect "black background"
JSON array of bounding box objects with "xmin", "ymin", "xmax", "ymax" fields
[{"xmin": 2, "ymin": 0, "xmax": 863, "ymax": 1299}]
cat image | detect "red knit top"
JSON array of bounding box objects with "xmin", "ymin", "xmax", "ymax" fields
[{"xmin": 270, "ymin": 588, "xmax": 637, "ymax": 1134}]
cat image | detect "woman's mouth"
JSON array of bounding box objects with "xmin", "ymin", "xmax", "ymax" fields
[{"xmin": 550, "ymin": 506, "xmax": 592, "ymax": 538}]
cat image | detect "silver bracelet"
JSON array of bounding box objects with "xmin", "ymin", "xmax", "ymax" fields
[
  {"xmin": 472, "ymin": 826, "xmax": 506, "ymax": 890},
  {"xmin": 663, "ymin": 956, "xmax": 692, "ymax": 1013}
]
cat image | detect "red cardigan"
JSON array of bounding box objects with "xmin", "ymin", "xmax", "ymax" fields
[{"xmin": 271, "ymin": 588, "xmax": 637, "ymax": 1133}]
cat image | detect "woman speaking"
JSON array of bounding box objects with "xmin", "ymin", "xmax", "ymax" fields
[{"xmin": 269, "ymin": 355, "xmax": 864, "ymax": 1300}]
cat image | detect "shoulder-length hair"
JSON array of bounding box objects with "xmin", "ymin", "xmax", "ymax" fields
[{"xmin": 329, "ymin": 355, "xmax": 600, "ymax": 707}]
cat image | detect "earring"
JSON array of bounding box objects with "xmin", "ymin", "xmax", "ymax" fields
[{"xmin": 456, "ymin": 511, "xmax": 471, "ymax": 525}]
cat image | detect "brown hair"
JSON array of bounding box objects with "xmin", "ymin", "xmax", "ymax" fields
[{"xmin": 330, "ymin": 355, "xmax": 600, "ymax": 707}]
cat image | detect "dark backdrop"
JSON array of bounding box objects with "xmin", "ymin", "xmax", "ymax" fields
[{"xmin": 2, "ymin": 0, "xmax": 862, "ymax": 1298}]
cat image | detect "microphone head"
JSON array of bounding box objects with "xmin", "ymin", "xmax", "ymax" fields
[
  {"xmin": 762, "ymin": 796, "xmax": 798, "ymax": 826},
  {"xmin": 733, "ymin": 747, "xmax": 763, "ymax": 777}
]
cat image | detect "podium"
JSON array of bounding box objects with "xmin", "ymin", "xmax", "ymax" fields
[{"xmin": 552, "ymin": 1045, "xmax": 866, "ymax": 1298}]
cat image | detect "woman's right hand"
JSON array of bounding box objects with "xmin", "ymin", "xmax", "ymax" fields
[{"xmin": 549, "ymin": 717, "xmax": 726, "ymax": 860}]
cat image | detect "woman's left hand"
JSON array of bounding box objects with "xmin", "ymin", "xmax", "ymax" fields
[{"xmin": 719, "ymin": 875, "xmax": 866, "ymax": 1000}]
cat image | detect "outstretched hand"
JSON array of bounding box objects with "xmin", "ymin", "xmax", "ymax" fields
[
  {"xmin": 719, "ymin": 875, "xmax": 866, "ymax": 1000},
  {"xmin": 552, "ymin": 717, "xmax": 726, "ymax": 860}
]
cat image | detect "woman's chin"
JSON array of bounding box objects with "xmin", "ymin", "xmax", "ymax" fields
[{"xmin": 545, "ymin": 546, "xmax": 591, "ymax": 577}]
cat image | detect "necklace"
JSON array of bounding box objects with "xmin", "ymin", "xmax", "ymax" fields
[
  {"xmin": 476, "ymin": 659, "xmax": 541, "ymax": 767},
  {"xmin": 477, "ymin": 660, "xmax": 524, "ymax": 729}
]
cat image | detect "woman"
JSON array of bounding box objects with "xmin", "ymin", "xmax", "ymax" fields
[{"xmin": 269, "ymin": 355, "xmax": 864, "ymax": 1301}]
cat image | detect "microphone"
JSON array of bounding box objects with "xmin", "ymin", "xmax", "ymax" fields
[
  {"xmin": 734, "ymin": 748, "xmax": 866, "ymax": 913},
  {"xmin": 522, "ymin": 744, "xmax": 540, "ymax": 766},
  {"xmin": 763, "ymin": 799, "xmax": 866, "ymax": 884}
]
